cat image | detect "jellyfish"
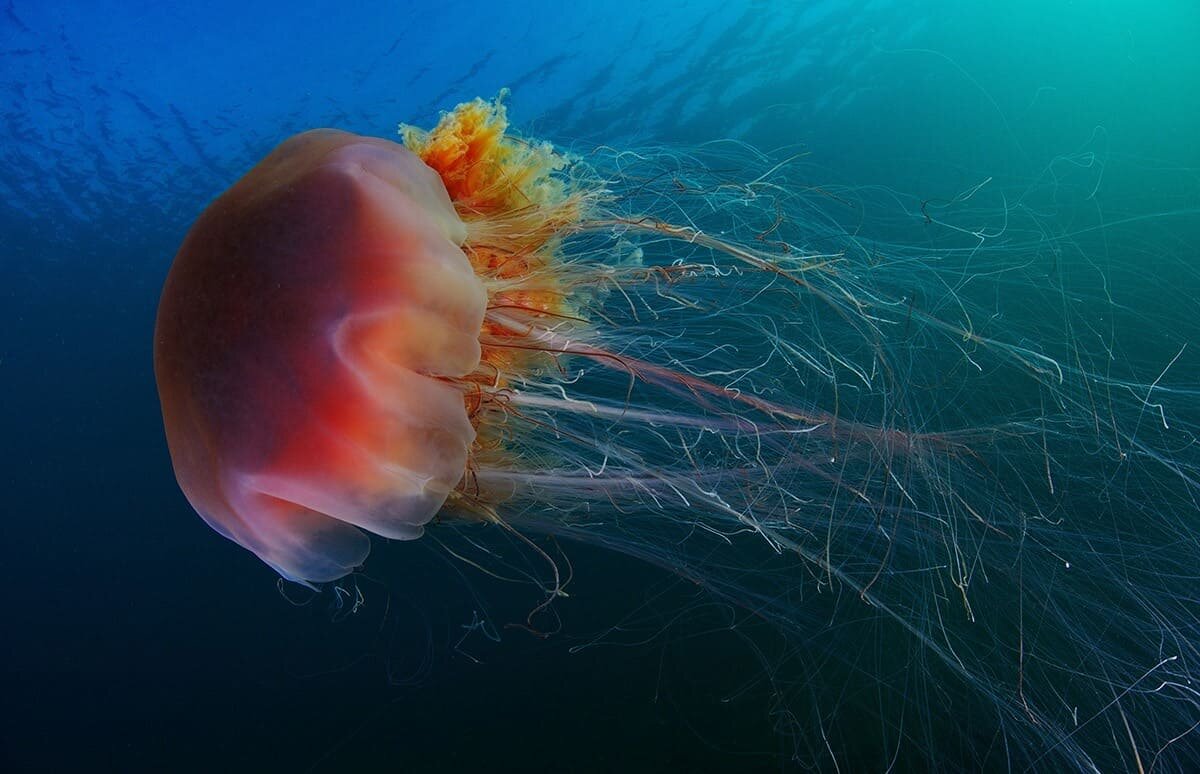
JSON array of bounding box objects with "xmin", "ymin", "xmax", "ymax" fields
[{"xmin": 155, "ymin": 94, "xmax": 1200, "ymax": 769}]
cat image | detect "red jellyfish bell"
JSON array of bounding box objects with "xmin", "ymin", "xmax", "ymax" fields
[{"xmin": 154, "ymin": 129, "xmax": 487, "ymax": 584}]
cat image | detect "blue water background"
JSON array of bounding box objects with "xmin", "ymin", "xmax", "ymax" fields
[{"xmin": 3, "ymin": 0, "xmax": 1199, "ymax": 770}]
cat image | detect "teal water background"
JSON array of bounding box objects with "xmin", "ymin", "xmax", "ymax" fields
[{"xmin": 3, "ymin": 1, "xmax": 1199, "ymax": 770}]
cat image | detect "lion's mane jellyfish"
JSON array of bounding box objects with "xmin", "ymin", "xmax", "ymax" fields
[{"xmin": 156, "ymin": 94, "xmax": 1200, "ymax": 769}]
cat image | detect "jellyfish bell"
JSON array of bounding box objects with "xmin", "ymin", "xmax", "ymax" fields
[{"xmin": 154, "ymin": 128, "xmax": 487, "ymax": 584}]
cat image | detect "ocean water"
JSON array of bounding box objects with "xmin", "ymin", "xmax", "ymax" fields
[{"xmin": 4, "ymin": 0, "xmax": 1200, "ymax": 771}]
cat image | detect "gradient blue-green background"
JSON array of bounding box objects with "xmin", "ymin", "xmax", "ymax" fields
[{"xmin": 3, "ymin": 1, "xmax": 1198, "ymax": 770}]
